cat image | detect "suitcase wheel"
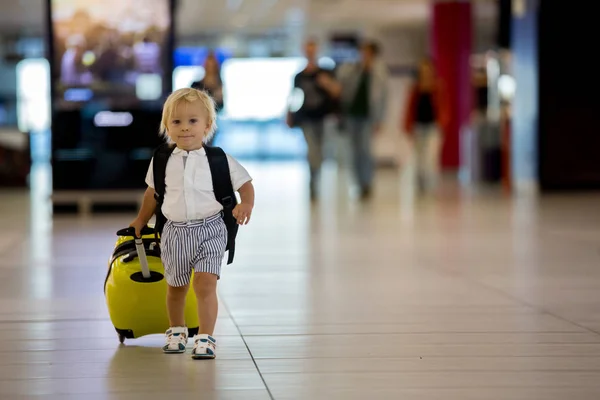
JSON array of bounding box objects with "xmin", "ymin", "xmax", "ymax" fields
[{"xmin": 118, "ymin": 333, "xmax": 126, "ymax": 344}]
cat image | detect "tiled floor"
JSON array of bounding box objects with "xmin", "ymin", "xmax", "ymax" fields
[{"xmin": 1, "ymin": 161, "xmax": 600, "ymax": 399}]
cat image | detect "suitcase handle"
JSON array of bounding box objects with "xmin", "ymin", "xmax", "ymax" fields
[
  {"xmin": 116, "ymin": 226, "xmax": 155, "ymax": 238},
  {"xmin": 116, "ymin": 226, "xmax": 154, "ymax": 279}
]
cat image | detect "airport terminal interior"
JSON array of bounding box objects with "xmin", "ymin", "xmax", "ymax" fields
[{"xmin": 1, "ymin": 0, "xmax": 600, "ymax": 399}]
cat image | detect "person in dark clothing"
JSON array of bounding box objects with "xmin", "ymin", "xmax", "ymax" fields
[
  {"xmin": 321, "ymin": 41, "xmax": 389, "ymax": 200},
  {"xmin": 403, "ymin": 58, "xmax": 449, "ymax": 193},
  {"xmin": 289, "ymin": 39, "xmax": 337, "ymax": 201}
]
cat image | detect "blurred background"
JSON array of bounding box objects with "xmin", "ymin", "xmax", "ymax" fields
[{"xmin": 2, "ymin": 0, "xmax": 594, "ymax": 202}]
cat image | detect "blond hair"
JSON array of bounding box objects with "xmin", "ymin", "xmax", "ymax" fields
[{"xmin": 160, "ymin": 88, "xmax": 218, "ymax": 143}]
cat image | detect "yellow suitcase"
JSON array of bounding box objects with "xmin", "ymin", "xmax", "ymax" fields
[{"xmin": 104, "ymin": 226, "xmax": 199, "ymax": 343}]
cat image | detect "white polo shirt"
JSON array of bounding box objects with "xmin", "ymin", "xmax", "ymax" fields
[{"xmin": 145, "ymin": 147, "xmax": 252, "ymax": 222}]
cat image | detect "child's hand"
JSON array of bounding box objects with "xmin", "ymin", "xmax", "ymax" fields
[
  {"xmin": 232, "ymin": 203, "xmax": 253, "ymax": 225},
  {"xmin": 129, "ymin": 218, "xmax": 147, "ymax": 238}
]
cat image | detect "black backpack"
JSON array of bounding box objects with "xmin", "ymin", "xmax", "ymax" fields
[{"xmin": 152, "ymin": 143, "xmax": 239, "ymax": 264}]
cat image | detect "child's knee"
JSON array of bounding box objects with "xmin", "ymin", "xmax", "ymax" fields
[
  {"xmin": 167, "ymin": 284, "xmax": 189, "ymax": 299},
  {"xmin": 193, "ymin": 273, "xmax": 217, "ymax": 299}
]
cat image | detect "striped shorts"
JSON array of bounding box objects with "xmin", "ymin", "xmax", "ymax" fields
[{"xmin": 161, "ymin": 213, "xmax": 227, "ymax": 287}]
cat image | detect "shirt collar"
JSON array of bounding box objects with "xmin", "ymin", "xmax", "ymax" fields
[{"xmin": 172, "ymin": 146, "xmax": 206, "ymax": 156}]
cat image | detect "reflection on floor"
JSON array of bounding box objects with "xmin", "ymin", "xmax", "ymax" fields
[{"xmin": 1, "ymin": 160, "xmax": 600, "ymax": 399}]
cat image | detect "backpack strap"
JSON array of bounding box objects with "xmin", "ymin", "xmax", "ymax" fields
[
  {"xmin": 152, "ymin": 142, "xmax": 176, "ymax": 237},
  {"xmin": 204, "ymin": 145, "xmax": 238, "ymax": 264}
]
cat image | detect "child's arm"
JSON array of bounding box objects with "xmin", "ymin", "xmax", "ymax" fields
[
  {"xmin": 238, "ymin": 181, "xmax": 255, "ymax": 206},
  {"xmin": 130, "ymin": 187, "xmax": 157, "ymax": 236},
  {"xmin": 232, "ymin": 181, "xmax": 254, "ymax": 225}
]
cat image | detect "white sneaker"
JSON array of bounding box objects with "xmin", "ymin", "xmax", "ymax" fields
[
  {"xmin": 163, "ymin": 327, "xmax": 188, "ymax": 353},
  {"xmin": 191, "ymin": 334, "xmax": 217, "ymax": 359}
]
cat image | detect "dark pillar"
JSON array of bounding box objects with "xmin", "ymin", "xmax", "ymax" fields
[
  {"xmin": 513, "ymin": 0, "xmax": 600, "ymax": 190},
  {"xmin": 537, "ymin": 1, "xmax": 600, "ymax": 190}
]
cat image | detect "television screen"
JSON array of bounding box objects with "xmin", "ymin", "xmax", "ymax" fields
[
  {"xmin": 47, "ymin": 0, "xmax": 174, "ymax": 191},
  {"xmin": 49, "ymin": 0, "xmax": 173, "ymax": 110}
]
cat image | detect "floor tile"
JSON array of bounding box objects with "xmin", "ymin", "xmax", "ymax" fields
[{"xmin": 1, "ymin": 162, "xmax": 600, "ymax": 398}]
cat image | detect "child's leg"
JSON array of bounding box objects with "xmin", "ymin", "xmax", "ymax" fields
[
  {"xmin": 161, "ymin": 220, "xmax": 194, "ymax": 325},
  {"xmin": 162, "ymin": 283, "xmax": 190, "ymax": 353},
  {"xmin": 192, "ymin": 272, "xmax": 218, "ymax": 335},
  {"xmin": 190, "ymin": 216, "xmax": 227, "ymax": 359},
  {"xmin": 167, "ymin": 283, "xmax": 190, "ymax": 327},
  {"xmin": 160, "ymin": 220, "xmax": 195, "ymax": 353}
]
